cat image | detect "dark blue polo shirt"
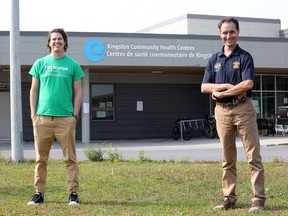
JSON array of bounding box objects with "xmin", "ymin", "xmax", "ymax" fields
[{"xmin": 202, "ymin": 44, "xmax": 254, "ymax": 103}]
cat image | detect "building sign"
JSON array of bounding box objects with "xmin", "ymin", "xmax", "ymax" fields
[
  {"xmin": 84, "ymin": 39, "xmax": 106, "ymax": 62},
  {"xmin": 83, "ymin": 38, "xmax": 213, "ymax": 66}
]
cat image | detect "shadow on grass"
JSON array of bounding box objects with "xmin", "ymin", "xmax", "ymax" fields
[
  {"xmin": 77, "ymin": 199, "xmax": 192, "ymax": 207},
  {"xmin": 219, "ymin": 202, "xmax": 288, "ymax": 213},
  {"xmin": 32, "ymin": 200, "xmax": 288, "ymax": 215},
  {"xmin": 265, "ymin": 205, "xmax": 288, "ymax": 212}
]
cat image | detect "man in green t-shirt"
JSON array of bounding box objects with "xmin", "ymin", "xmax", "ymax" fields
[{"xmin": 27, "ymin": 28, "xmax": 85, "ymax": 206}]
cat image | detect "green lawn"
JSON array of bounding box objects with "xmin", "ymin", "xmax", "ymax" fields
[{"xmin": 0, "ymin": 159, "xmax": 287, "ymax": 215}]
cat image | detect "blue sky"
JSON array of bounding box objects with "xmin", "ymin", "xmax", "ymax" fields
[{"xmin": 1, "ymin": 0, "xmax": 287, "ymax": 32}]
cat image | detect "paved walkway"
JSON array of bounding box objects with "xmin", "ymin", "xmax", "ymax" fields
[{"xmin": 1, "ymin": 135, "xmax": 288, "ymax": 162}]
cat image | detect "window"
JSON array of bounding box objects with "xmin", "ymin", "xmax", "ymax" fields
[
  {"xmin": 252, "ymin": 92, "xmax": 261, "ymax": 118},
  {"xmin": 91, "ymin": 84, "xmax": 114, "ymax": 121},
  {"xmin": 252, "ymin": 75, "xmax": 275, "ymax": 119},
  {"xmin": 262, "ymin": 75, "xmax": 274, "ymax": 90},
  {"xmin": 276, "ymin": 76, "xmax": 288, "ymax": 91},
  {"xmin": 276, "ymin": 92, "xmax": 288, "ymax": 107},
  {"xmin": 262, "ymin": 92, "xmax": 275, "ymax": 118},
  {"xmin": 253, "ymin": 75, "xmax": 260, "ymax": 90}
]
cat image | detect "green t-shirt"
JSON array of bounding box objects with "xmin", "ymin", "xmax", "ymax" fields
[{"xmin": 29, "ymin": 55, "xmax": 85, "ymax": 116}]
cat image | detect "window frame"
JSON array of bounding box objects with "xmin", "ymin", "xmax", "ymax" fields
[{"xmin": 90, "ymin": 84, "xmax": 115, "ymax": 121}]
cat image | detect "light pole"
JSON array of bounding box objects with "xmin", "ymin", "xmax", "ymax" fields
[{"xmin": 10, "ymin": 0, "xmax": 24, "ymax": 162}]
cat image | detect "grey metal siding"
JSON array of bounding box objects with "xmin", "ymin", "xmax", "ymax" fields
[
  {"xmin": 22, "ymin": 83, "xmax": 209, "ymax": 141},
  {"xmin": 22, "ymin": 83, "xmax": 33, "ymax": 141},
  {"xmin": 91, "ymin": 83, "xmax": 209, "ymax": 140}
]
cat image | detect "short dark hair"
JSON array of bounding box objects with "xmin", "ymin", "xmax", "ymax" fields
[
  {"xmin": 47, "ymin": 28, "xmax": 68, "ymax": 53},
  {"xmin": 218, "ymin": 17, "xmax": 239, "ymax": 31}
]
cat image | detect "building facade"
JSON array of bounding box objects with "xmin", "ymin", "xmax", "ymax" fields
[{"xmin": 1, "ymin": 14, "xmax": 288, "ymax": 142}]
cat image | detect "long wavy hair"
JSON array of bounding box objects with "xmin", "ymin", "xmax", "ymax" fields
[{"xmin": 46, "ymin": 28, "xmax": 68, "ymax": 53}]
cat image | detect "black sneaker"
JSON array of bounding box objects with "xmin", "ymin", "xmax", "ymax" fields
[
  {"xmin": 68, "ymin": 192, "xmax": 79, "ymax": 206},
  {"xmin": 27, "ymin": 192, "xmax": 44, "ymax": 205}
]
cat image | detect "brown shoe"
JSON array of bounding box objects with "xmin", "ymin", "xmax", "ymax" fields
[
  {"xmin": 213, "ymin": 197, "xmax": 237, "ymax": 210},
  {"xmin": 248, "ymin": 200, "xmax": 265, "ymax": 212}
]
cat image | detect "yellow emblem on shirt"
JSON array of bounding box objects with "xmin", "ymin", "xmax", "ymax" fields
[{"xmin": 233, "ymin": 61, "xmax": 240, "ymax": 69}]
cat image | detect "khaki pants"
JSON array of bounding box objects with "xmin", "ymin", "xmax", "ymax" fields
[
  {"xmin": 215, "ymin": 98, "xmax": 265, "ymax": 202},
  {"xmin": 32, "ymin": 116, "xmax": 79, "ymax": 194}
]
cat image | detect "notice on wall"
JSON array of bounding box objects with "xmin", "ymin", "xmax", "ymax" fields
[
  {"xmin": 0, "ymin": 83, "xmax": 9, "ymax": 92},
  {"xmin": 97, "ymin": 111, "xmax": 106, "ymax": 118},
  {"xmin": 83, "ymin": 103, "xmax": 90, "ymax": 114},
  {"xmin": 137, "ymin": 101, "xmax": 143, "ymax": 111}
]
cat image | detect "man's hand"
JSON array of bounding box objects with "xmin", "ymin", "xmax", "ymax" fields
[
  {"xmin": 212, "ymin": 91, "xmax": 223, "ymax": 100},
  {"xmin": 237, "ymin": 92, "xmax": 247, "ymax": 100},
  {"xmin": 31, "ymin": 114, "xmax": 36, "ymax": 121}
]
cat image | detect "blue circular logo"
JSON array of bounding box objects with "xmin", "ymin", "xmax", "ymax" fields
[{"xmin": 84, "ymin": 39, "xmax": 106, "ymax": 62}]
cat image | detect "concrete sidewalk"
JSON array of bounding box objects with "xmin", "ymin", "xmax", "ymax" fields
[{"xmin": 1, "ymin": 135, "xmax": 288, "ymax": 162}]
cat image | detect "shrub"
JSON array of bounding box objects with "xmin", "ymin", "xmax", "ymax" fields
[
  {"xmin": 84, "ymin": 145, "xmax": 105, "ymax": 162},
  {"xmin": 138, "ymin": 150, "xmax": 151, "ymax": 162},
  {"xmin": 107, "ymin": 145, "xmax": 123, "ymax": 161}
]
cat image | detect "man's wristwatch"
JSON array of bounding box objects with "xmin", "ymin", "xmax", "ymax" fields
[{"xmin": 73, "ymin": 114, "xmax": 79, "ymax": 120}]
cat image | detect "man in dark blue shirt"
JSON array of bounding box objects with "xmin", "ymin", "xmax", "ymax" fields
[{"xmin": 201, "ymin": 17, "xmax": 265, "ymax": 213}]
